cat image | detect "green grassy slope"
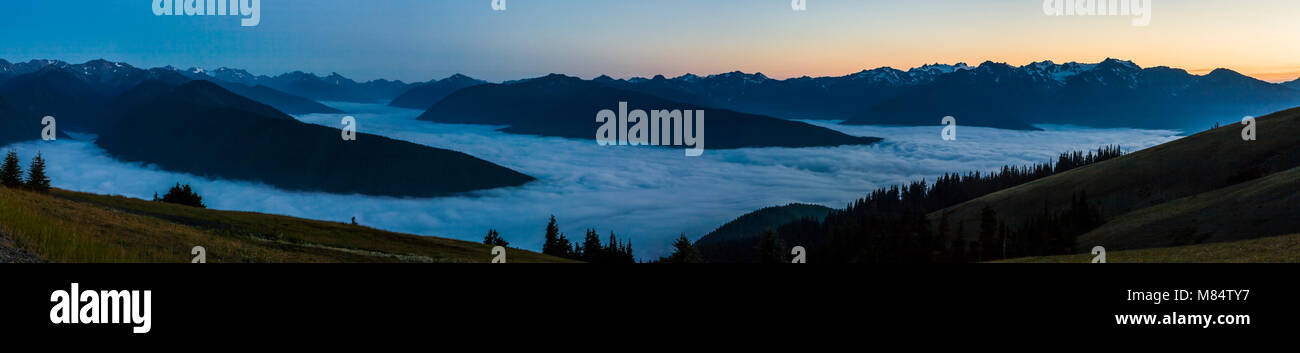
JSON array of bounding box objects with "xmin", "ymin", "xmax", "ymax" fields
[
  {"xmin": 932, "ymin": 106, "xmax": 1300, "ymax": 251},
  {"xmin": 0, "ymin": 187, "xmax": 573, "ymax": 263},
  {"xmin": 1000, "ymin": 233, "xmax": 1300, "ymax": 263},
  {"xmin": 1077, "ymin": 166, "xmax": 1300, "ymax": 251}
]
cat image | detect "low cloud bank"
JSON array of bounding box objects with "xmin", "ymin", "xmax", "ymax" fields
[{"xmin": 3, "ymin": 103, "xmax": 1181, "ymax": 259}]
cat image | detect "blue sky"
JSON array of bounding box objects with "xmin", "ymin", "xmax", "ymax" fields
[{"xmin": 2, "ymin": 0, "xmax": 1298, "ymax": 82}]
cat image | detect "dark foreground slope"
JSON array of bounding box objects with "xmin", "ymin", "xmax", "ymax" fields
[
  {"xmin": 417, "ymin": 74, "xmax": 881, "ymax": 149},
  {"xmin": 934, "ymin": 106, "xmax": 1300, "ymax": 251},
  {"xmin": 95, "ymin": 81, "xmax": 534, "ymax": 197},
  {"xmin": 0, "ymin": 187, "xmax": 570, "ymax": 263},
  {"xmin": 694, "ymin": 203, "xmax": 833, "ymax": 262},
  {"xmin": 1001, "ymin": 233, "xmax": 1300, "ymax": 263}
]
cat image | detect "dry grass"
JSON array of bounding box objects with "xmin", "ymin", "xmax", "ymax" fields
[
  {"xmin": 0, "ymin": 187, "xmax": 574, "ymax": 263},
  {"xmin": 931, "ymin": 107, "xmax": 1300, "ymax": 250},
  {"xmin": 999, "ymin": 233, "xmax": 1300, "ymax": 263}
]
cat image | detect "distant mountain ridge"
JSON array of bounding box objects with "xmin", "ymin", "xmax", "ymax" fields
[
  {"xmin": 171, "ymin": 66, "xmax": 416, "ymax": 103},
  {"xmin": 1284, "ymin": 77, "xmax": 1300, "ymax": 90},
  {"xmin": 388, "ymin": 74, "xmax": 486, "ymax": 110},
  {"xmin": 0, "ymin": 59, "xmax": 341, "ymax": 115},
  {"xmin": 595, "ymin": 59, "xmax": 1300, "ymax": 131},
  {"xmin": 417, "ymin": 74, "xmax": 882, "ymax": 149}
]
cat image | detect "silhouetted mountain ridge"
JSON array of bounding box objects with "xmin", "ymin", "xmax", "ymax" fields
[
  {"xmin": 418, "ymin": 74, "xmax": 882, "ymax": 149},
  {"xmin": 388, "ymin": 73, "xmax": 486, "ymax": 110},
  {"xmin": 95, "ymin": 80, "xmax": 535, "ymax": 197}
]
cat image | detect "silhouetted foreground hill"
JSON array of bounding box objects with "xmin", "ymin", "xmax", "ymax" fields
[
  {"xmin": 694, "ymin": 203, "xmax": 833, "ymax": 262},
  {"xmin": 417, "ymin": 74, "xmax": 882, "ymax": 149},
  {"xmin": 934, "ymin": 106, "xmax": 1300, "ymax": 251},
  {"xmin": 999, "ymin": 233, "xmax": 1300, "ymax": 263},
  {"xmin": 95, "ymin": 81, "xmax": 535, "ymax": 197}
]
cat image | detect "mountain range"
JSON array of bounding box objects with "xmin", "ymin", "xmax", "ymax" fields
[
  {"xmin": 0, "ymin": 59, "xmax": 536, "ymax": 197},
  {"xmin": 597, "ymin": 59, "xmax": 1300, "ymax": 131},
  {"xmin": 0, "ymin": 59, "xmax": 342, "ymax": 116},
  {"xmin": 1285, "ymin": 77, "xmax": 1300, "ymax": 90},
  {"xmin": 388, "ymin": 74, "xmax": 487, "ymax": 110},
  {"xmin": 416, "ymin": 74, "xmax": 883, "ymax": 149},
  {"xmin": 171, "ymin": 66, "xmax": 417, "ymax": 104}
]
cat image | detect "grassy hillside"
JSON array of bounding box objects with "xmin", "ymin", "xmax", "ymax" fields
[
  {"xmin": 933, "ymin": 106, "xmax": 1300, "ymax": 251},
  {"xmin": 1078, "ymin": 166, "xmax": 1300, "ymax": 250},
  {"xmin": 0, "ymin": 187, "xmax": 573, "ymax": 263},
  {"xmin": 1000, "ymin": 233, "xmax": 1300, "ymax": 263}
]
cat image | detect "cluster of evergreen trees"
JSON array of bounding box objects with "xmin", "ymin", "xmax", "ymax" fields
[
  {"xmin": 705, "ymin": 146, "xmax": 1123, "ymax": 263},
  {"xmin": 658, "ymin": 234, "xmax": 705, "ymax": 263},
  {"xmin": 540, "ymin": 216, "xmax": 636, "ymax": 263},
  {"xmin": 483, "ymin": 229, "xmax": 509, "ymax": 246},
  {"xmin": 0, "ymin": 150, "xmax": 51, "ymax": 192},
  {"xmin": 154, "ymin": 183, "xmax": 206, "ymax": 208},
  {"xmin": 960, "ymin": 191, "xmax": 1103, "ymax": 261}
]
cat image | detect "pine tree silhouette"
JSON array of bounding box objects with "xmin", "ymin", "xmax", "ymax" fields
[
  {"xmin": 660, "ymin": 233, "xmax": 704, "ymax": 263},
  {"xmin": 160, "ymin": 183, "xmax": 206, "ymax": 208},
  {"xmin": 756, "ymin": 228, "xmax": 789, "ymax": 263},
  {"xmin": 24, "ymin": 152, "xmax": 50, "ymax": 192},
  {"xmin": 0, "ymin": 150, "xmax": 23, "ymax": 188},
  {"xmin": 483, "ymin": 229, "xmax": 509, "ymax": 246}
]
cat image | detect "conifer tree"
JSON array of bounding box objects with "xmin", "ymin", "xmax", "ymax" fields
[
  {"xmin": 756, "ymin": 228, "xmax": 789, "ymax": 263},
  {"xmin": 660, "ymin": 233, "xmax": 704, "ymax": 263},
  {"xmin": 0, "ymin": 151, "xmax": 22, "ymax": 188},
  {"xmin": 542, "ymin": 216, "xmax": 562, "ymax": 256},
  {"xmin": 160, "ymin": 183, "xmax": 205, "ymax": 208},
  {"xmin": 24, "ymin": 152, "xmax": 50, "ymax": 192},
  {"xmin": 581, "ymin": 229, "xmax": 602, "ymax": 262},
  {"xmin": 483, "ymin": 229, "xmax": 508, "ymax": 246}
]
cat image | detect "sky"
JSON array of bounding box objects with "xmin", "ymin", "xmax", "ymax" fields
[{"xmin": 2, "ymin": 0, "xmax": 1299, "ymax": 83}]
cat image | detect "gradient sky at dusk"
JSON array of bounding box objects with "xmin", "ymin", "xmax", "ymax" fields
[{"xmin": 2, "ymin": 0, "xmax": 1298, "ymax": 82}]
